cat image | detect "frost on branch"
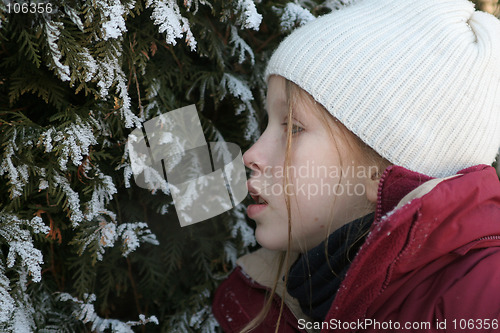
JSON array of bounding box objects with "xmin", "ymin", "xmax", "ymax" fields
[
  {"xmin": 92, "ymin": 42, "xmax": 141, "ymax": 128},
  {"xmin": 0, "ymin": 130, "xmax": 29, "ymax": 199},
  {"xmin": 187, "ymin": 290, "xmax": 219, "ymax": 333},
  {"xmin": 0, "ymin": 214, "xmax": 49, "ymax": 284},
  {"xmin": 84, "ymin": 171, "xmax": 118, "ymax": 222},
  {"xmin": 64, "ymin": 5, "xmax": 84, "ymax": 31},
  {"xmin": 230, "ymin": 206, "xmax": 256, "ymax": 248},
  {"xmin": 53, "ymin": 174, "xmax": 84, "ymax": 226},
  {"xmin": 274, "ymin": 2, "xmax": 315, "ymax": 32},
  {"xmin": 321, "ymin": 0, "xmax": 358, "ymax": 10},
  {"xmin": 234, "ymin": 0, "xmax": 262, "ymax": 30},
  {"xmin": 0, "ymin": 265, "xmax": 15, "ymax": 324},
  {"xmin": 95, "ymin": 0, "xmax": 129, "ymax": 40},
  {"xmin": 61, "ymin": 118, "xmax": 96, "ymax": 170},
  {"xmin": 44, "ymin": 21, "xmax": 71, "ymax": 82},
  {"xmin": 72, "ymin": 219, "xmax": 158, "ymax": 262},
  {"xmin": 58, "ymin": 293, "xmax": 158, "ymax": 332},
  {"xmin": 71, "ymin": 215, "xmax": 116, "ymax": 262},
  {"xmin": 147, "ymin": 0, "xmax": 197, "ymax": 51},
  {"xmin": 118, "ymin": 222, "xmax": 159, "ymax": 257},
  {"xmin": 123, "ymin": 134, "xmax": 170, "ymax": 194},
  {"xmin": 38, "ymin": 117, "xmax": 97, "ymax": 171},
  {"xmin": 220, "ymin": 73, "xmax": 253, "ymax": 106},
  {"xmin": 230, "ymin": 26, "xmax": 255, "ymax": 65},
  {"xmin": 0, "ymin": 265, "xmax": 38, "ymax": 331},
  {"xmin": 78, "ymin": 48, "xmax": 98, "ymax": 82},
  {"xmin": 220, "ymin": 73, "xmax": 259, "ymax": 141}
]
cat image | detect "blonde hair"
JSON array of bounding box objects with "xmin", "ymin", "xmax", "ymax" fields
[{"xmin": 240, "ymin": 77, "xmax": 390, "ymax": 332}]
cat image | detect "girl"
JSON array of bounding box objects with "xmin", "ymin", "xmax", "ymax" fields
[{"xmin": 213, "ymin": 0, "xmax": 500, "ymax": 332}]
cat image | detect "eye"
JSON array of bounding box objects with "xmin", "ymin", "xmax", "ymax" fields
[{"xmin": 281, "ymin": 122, "xmax": 304, "ymax": 135}]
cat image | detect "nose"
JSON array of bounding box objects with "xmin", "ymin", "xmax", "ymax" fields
[{"xmin": 243, "ymin": 139, "xmax": 264, "ymax": 176}]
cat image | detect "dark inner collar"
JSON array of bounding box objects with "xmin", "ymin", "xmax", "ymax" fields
[{"xmin": 286, "ymin": 212, "xmax": 375, "ymax": 322}]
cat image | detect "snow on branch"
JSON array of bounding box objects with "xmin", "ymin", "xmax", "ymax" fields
[
  {"xmin": 53, "ymin": 174, "xmax": 84, "ymax": 226},
  {"xmin": 0, "ymin": 214, "xmax": 49, "ymax": 284},
  {"xmin": 0, "ymin": 130, "xmax": 29, "ymax": 199},
  {"xmin": 274, "ymin": 2, "xmax": 315, "ymax": 32},
  {"xmin": 0, "ymin": 264, "xmax": 15, "ymax": 324},
  {"xmin": 117, "ymin": 222, "xmax": 159, "ymax": 257},
  {"xmin": 220, "ymin": 73, "xmax": 253, "ymax": 105},
  {"xmin": 321, "ymin": 0, "xmax": 358, "ymax": 11},
  {"xmin": 92, "ymin": 41, "xmax": 142, "ymax": 128},
  {"xmin": 234, "ymin": 0, "xmax": 262, "ymax": 30},
  {"xmin": 230, "ymin": 206, "xmax": 256, "ymax": 248},
  {"xmin": 219, "ymin": 73, "xmax": 259, "ymax": 140},
  {"xmin": 147, "ymin": 0, "xmax": 197, "ymax": 51},
  {"xmin": 84, "ymin": 171, "xmax": 118, "ymax": 222},
  {"xmin": 64, "ymin": 5, "xmax": 84, "ymax": 32},
  {"xmin": 95, "ymin": 0, "xmax": 129, "ymax": 40},
  {"xmin": 57, "ymin": 293, "xmax": 159, "ymax": 332},
  {"xmin": 229, "ymin": 26, "xmax": 255, "ymax": 65},
  {"xmin": 186, "ymin": 289, "xmax": 220, "ymax": 332},
  {"xmin": 38, "ymin": 117, "xmax": 98, "ymax": 171},
  {"xmin": 44, "ymin": 21, "xmax": 71, "ymax": 82}
]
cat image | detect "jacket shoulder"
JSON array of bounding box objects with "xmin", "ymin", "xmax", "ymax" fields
[
  {"xmin": 213, "ymin": 265, "xmax": 305, "ymax": 332},
  {"xmin": 436, "ymin": 246, "xmax": 500, "ymax": 323}
]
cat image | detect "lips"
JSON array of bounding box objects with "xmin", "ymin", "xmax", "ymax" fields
[
  {"xmin": 247, "ymin": 180, "xmax": 268, "ymax": 204},
  {"xmin": 247, "ymin": 180, "xmax": 268, "ymax": 218}
]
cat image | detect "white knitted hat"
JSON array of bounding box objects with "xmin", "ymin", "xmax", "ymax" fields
[{"xmin": 266, "ymin": 0, "xmax": 500, "ymax": 178}]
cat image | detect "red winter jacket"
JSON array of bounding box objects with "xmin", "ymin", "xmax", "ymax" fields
[{"xmin": 213, "ymin": 165, "xmax": 500, "ymax": 332}]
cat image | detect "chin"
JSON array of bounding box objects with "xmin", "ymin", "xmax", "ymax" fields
[{"xmin": 255, "ymin": 228, "xmax": 288, "ymax": 251}]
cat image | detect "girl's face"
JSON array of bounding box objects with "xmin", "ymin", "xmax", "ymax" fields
[{"xmin": 243, "ymin": 76, "xmax": 374, "ymax": 252}]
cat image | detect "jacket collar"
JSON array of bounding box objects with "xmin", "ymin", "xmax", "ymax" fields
[
  {"xmin": 325, "ymin": 164, "xmax": 500, "ymax": 331},
  {"xmin": 376, "ymin": 164, "xmax": 498, "ymax": 221},
  {"xmin": 375, "ymin": 165, "xmax": 433, "ymax": 222}
]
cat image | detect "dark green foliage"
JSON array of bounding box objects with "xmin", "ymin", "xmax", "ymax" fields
[{"xmin": 0, "ymin": 0, "xmax": 336, "ymax": 331}]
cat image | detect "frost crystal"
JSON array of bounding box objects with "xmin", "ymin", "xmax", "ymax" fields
[
  {"xmin": 99, "ymin": 220, "xmax": 117, "ymax": 248},
  {"xmin": 45, "ymin": 21, "xmax": 71, "ymax": 82},
  {"xmin": 322, "ymin": 0, "xmax": 357, "ymax": 10},
  {"xmin": 220, "ymin": 73, "xmax": 253, "ymax": 104},
  {"xmin": 230, "ymin": 26, "xmax": 255, "ymax": 65},
  {"xmin": 0, "ymin": 267, "xmax": 15, "ymax": 323},
  {"xmin": 275, "ymin": 3, "xmax": 315, "ymax": 32},
  {"xmin": 40, "ymin": 127, "xmax": 55, "ymax": 153},
  {"xmin": 6, "ymin": 242, "xmax": 44, "ymax": 283},
  {"xmin": 58, "ymin": 293, "xmax": 158, "ymax": 332},
  {"xmin": 39, "ymin": 179, "xmax": 49, "ymax": 191},
  {"xmin": 187, "ymin": 292, "xmax": 220, "ymax": 332},
  {"xmin": 53, "ymin": 174, "xmax": 84, "ymax": 225},
  {"xmin": 231, "ymin": 207, "xmax": 256, "ymax": 247},
  {"xmin": 124, "ymin": 136, "xmax": 170, "ymax": 194},
  {"xmin": 0, "ymin": 214, "xmax": 49, "ymax": 285},
  {"xmin": 96, "ymin": 0, "xmax": 129, "ymax": 40},
  {"xmin": 79, "ymin": 48, "xmax": 98, "ymax": 82},
  {"xmin": 64, "ymin": 5, "xmax": 84, "ymax": 31},
  {"xmin": 148, "ymin": 0, "xmax": 197, "ymax": 51},
  {"xmin": 62, "ymin": 117, "xmax": 98, "ymax": 169},
  {"xmin": 224, "ymin": 242, "xmax": 237, "ymax": 267},
  {"xmin": 219, "ymin": 73, "xmax": 259, "ymax": 140},
  {"xmin": 118, "ymin": 222, "xmax": 159, "ymax": 257},
  {"xmin": 39, "ymin": 118, "xmax": 98, "ymax": 171},
  {"xmin": 0, "ymin": 132, "xmax": 29, "ymax": 198},
  {"xmin": 85, "ymin": 171, "xmax": 118, "ymax": 222},
  {"xmin": 92, "ymin": 38, "xmax": 141, "ymax": 128},
  {"xmin": 234, "ymin": 0, "xmax": 262, "ymax": 30}
]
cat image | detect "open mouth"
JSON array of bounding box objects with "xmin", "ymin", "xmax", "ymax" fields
[{"xmin": 250, "ymin": 194, "xmax": 268, "ymax": 205}]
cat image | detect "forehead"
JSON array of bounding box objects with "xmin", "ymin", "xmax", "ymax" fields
[{"xmin": 266, "ymin": 76, "xmax": 287, "ymax": 116}]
